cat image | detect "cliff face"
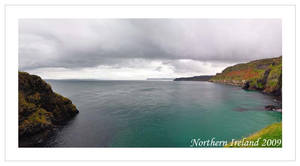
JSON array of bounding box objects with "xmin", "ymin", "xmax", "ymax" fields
[
  {"xmin": 174, "ymin": 75, "xmax": 213, "ymax": 81},
  {"xmin": 19, "ymin": 72, "xmax": 79, "ymax": 146},
  {"xmin": 209, "ymin": 57, "xmax": 282, "ymax": 96}
]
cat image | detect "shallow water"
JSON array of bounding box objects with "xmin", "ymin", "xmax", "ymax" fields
[{"xmin": 44, "ymin": 80, "xmax": 282, "ymax": 147}]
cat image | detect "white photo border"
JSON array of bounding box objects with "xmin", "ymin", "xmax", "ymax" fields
[{"xmin": 4, "ymin": 5, "xmax": 296, "ymax": 161}]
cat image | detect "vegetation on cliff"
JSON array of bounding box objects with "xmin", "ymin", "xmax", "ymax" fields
[
  {"xmin": 19, "ymin": 72, "xmax": 79, "ymax": 146},
  {"xmin": 225, "ymin": 122, "xmax": 282, "ymax": 148},
  {"xmin": 209, "ymin": 56, "xmax": 282, "ymax": 96}
]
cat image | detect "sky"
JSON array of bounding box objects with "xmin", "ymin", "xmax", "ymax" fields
[{"xmin": 19, "ymin": 19, "xmax": 282, "ymax": 80}]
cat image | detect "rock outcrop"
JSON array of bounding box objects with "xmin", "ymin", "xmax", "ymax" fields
[
  {"xmin": 19, "ymin": 72, "xmax": 79, "ymax": 146},
  {"xmin": 209, "ymin": 56, "xmax": 282, "ymax": 97}
]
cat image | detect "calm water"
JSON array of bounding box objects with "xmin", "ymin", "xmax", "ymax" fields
[{"xmin": 44, "ymin": 80, "xmax": 281, "ymax": 147}]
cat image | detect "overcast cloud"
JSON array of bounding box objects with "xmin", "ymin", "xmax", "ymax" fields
[{"xmin": 19, "ymin": 19, "xmax": 281, "ymax": 80}]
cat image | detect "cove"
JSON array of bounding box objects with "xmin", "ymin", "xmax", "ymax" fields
[{"xmin": 43, "ymin": 80, "xmax": 282, "ymax": 147}]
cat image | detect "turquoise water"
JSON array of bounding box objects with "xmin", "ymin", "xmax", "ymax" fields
[{"xmin": 45, "ymin": 80, "xmax": 282, "ymax": 147}]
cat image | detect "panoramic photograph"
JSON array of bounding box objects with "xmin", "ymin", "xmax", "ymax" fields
[{"xmin": 18, "ymin": 19, "xmax": 282, "ymax": 147}]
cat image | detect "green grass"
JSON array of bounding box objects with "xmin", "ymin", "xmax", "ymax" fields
[
  {"xmin": 27, "ymin": 108, "xmax": 52, "ymax": 125},
  {"xmin": 210, "ymin": 57, "xmax": 282, "ymax": 94},
  {"xmin": 225, "ymin": 122, "xmax": 282, "ymax": 148}
]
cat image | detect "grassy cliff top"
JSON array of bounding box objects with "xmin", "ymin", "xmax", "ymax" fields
[
  {"xmin": 210, "ymin": 56, "xmax": 282, "ymax": 96},
  {"xmin": 225, "ymin": 122, "xmax": 282, "ymax": 148},
  {"xmin": 211, "ymin": 56, "xmax": 281, "ymax": 81}
]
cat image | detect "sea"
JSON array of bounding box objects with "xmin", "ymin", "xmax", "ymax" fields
[{"xmin": 43, "ymin": 80, "xmax": 282, "ymax": 147}]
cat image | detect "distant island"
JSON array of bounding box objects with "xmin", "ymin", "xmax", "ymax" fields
[{"xmin": 174, "ymin": 75, "xmax": 213, "ymax": 81}]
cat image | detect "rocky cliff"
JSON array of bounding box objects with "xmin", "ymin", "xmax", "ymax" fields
[
  {"xmin": 19, "ymin": 72, "xmax": 79, "ymax": 146},
  {"xmin": 209, "ymin": 56, "xmax": 282, "ymax": 97}
]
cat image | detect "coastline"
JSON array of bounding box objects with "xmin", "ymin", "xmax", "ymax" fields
[
  {"xmin": 208, "ymin": 80, "xmax": 282, "ymax": 112},
  {"xmin": 174, "ymin": 56, "xmax": 282, "ymax": 112}
]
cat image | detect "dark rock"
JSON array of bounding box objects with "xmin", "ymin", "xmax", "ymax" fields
[
  {"xmin": 265, "ymin": 105, "xmax": 281, "ymax": 111},
  {"xmin": 257, "ymin": 69, "xmax": 271, "ymax": 89},
  {"xmin": 242, "ymin": 81, "xmax": 250, "ymax": 90},
  {"xmin": 273, "ymin": 73, "xmax": 282, "ymax": 96}
]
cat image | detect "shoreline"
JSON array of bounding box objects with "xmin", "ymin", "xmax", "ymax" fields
[
  {"xmin": 209, "ymin": 80, "xmax": 282, "ymax": 112},
  {"xmin": 174, "ymin": 80, "xmax": 282, "ymax": 112}
]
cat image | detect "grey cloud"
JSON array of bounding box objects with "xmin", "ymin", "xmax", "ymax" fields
[{"xmin": 19, "ymin": 19, "xmax": 282, "ymax": 75}]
